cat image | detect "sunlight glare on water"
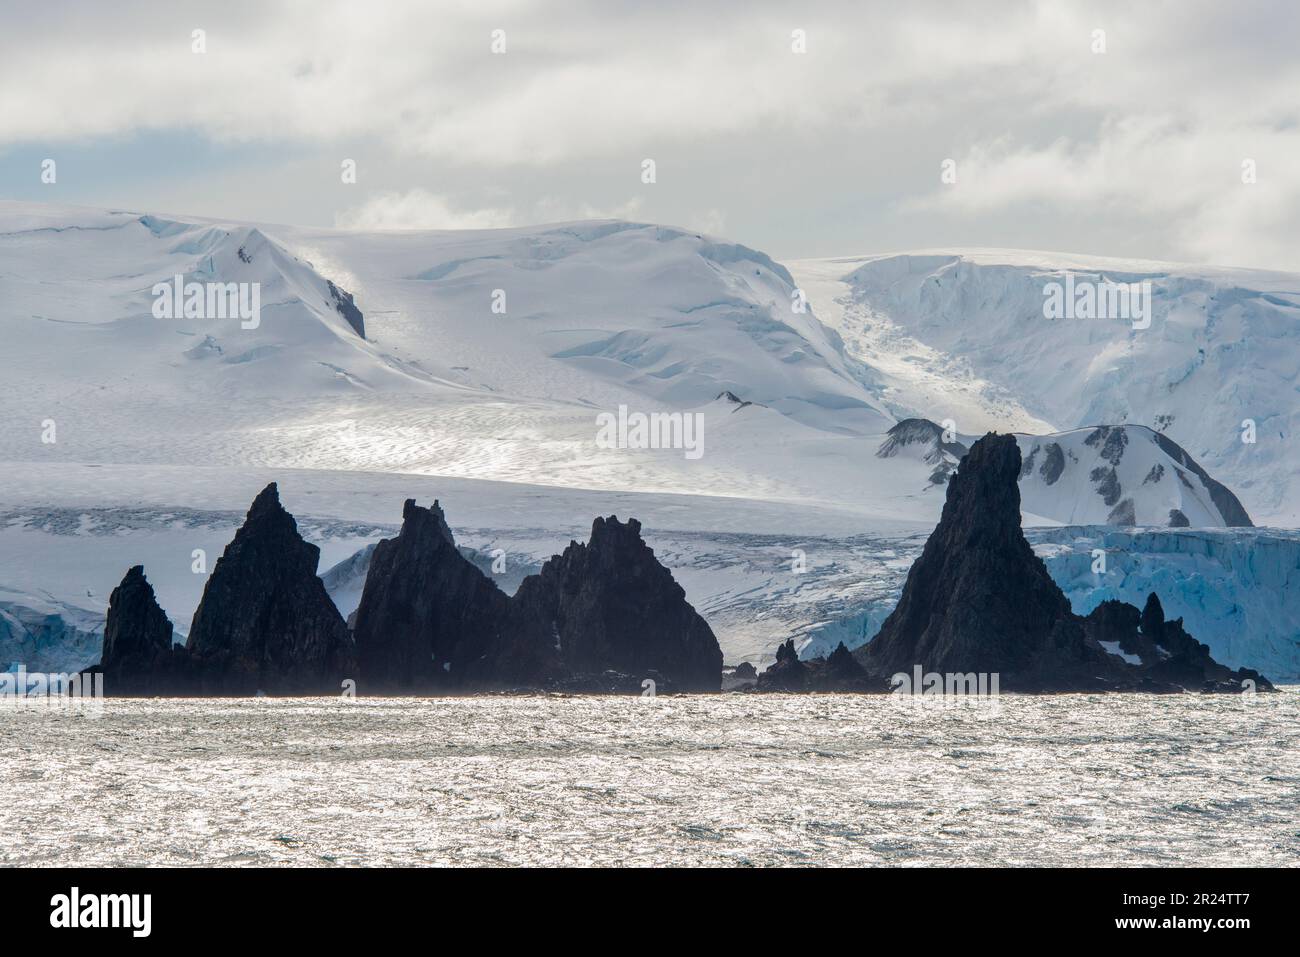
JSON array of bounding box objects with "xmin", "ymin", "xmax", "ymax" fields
[{"xmin": 2, "ymin": 692, "xmax": 1297, "ymax": 867}]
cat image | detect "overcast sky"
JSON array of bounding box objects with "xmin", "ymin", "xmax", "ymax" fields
[{"xmin": 3, "ymin": 0, "xmax": 1298, "ymax": 269}]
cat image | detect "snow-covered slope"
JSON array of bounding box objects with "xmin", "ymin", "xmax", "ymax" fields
[
  {"xmin": 875, "ymin": 419, "xmax": 1250, "ymax": 527},
  {"xmin": 791, "ymin": 250, "xmax": 1300, "ymax": 525},
  {"xmin": 0, "ymin": 201, "xmax": 911, "ymax": 515},
  {"xmin": 2, "ymin": 203, "xmax": 1265, "ymax": 529}
]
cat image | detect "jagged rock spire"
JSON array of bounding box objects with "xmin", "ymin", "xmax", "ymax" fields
[
  {"xmin": 861, "ymin": 433, "xmax": 1082, "ymax": 679},
  {"xmin": 855, "ymin": 432, "xmax": 1271, "ymax": 693},
  {"xmin": 98, "ymin": 565, "xmax": 180, "ymax": 693},
  {"xmin": 511, "ymin": 514, "xmax": 723, "ymax": 691},
  {"xmin": 1141, "ymin": 592, "xmax": 1166, "ymax": 642},
  {"xmin": 186, "ymin": 482, "xmax": 354, "ymax": 693},
  {"xmin": 353, "ymin": 498, "xmax": 519, "ymax": 690}
]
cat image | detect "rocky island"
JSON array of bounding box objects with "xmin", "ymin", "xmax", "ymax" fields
[
  {"xmin": 763, "ymin": 433, "xmax": 1272, "ymax": 694},
  {"xmin": 91, "ymin": 486, "xmax": 722, "ymax": 695}
]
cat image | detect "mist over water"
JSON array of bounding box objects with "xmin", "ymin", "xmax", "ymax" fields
[{"xmin": 3, "ymin": 693, "xmax": 1297, "ymax": 867}]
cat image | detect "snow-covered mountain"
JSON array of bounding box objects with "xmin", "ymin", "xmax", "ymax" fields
[
  {"xmin": 876, "ymin": 418, "xmax": 1253, "ymax": 527},
  {"xmin": 1, "ymin": 201, "xmax": 908, "ymax": 513},
  {"xmin": 790, "ymin": 250, "xmax": 1300, "ymax": 526},
  {"xmin": 0, "ymin": 202, "xmax": 1293, "ymax": 680},
  {"xmin": 2, "ymin": 202, "xmax": 1263, "ymax": 528}
]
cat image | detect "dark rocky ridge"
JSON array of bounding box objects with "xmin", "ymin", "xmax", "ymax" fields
[
  {"xmin": 1081, "ymin": 594, "xmax": 1270, "ymax": 692},
  {"xmin": 758, "ymin": 639, "xmax": 873, "ymax": 692},
  {"xmin": 326, "ymin": 279, "xmax": 365, "ymax": 338},
  {"xmin": 90, "ymin": 486, "xmax": 355, "ymax": 695},
  {"xmin": 352, "ymin": 508, "xmax": 723, "ymax": 693},
  {"xmin": 95, "ymin": 486, "xmax": 723, "ymax": 695}
]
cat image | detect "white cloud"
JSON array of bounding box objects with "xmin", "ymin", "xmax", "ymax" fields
[
  {"xmin": 910, "ymin": 117, "xmax": 1300, "ymax": 270},
  {"xmin": 335, "ymin": 190, "xmax": 516, "ymax": 230},
  {"xmin": 3, "ymin": 0, "xmax": 1299, "ymax": 268},
  {"xmin": 336, "ymin": 190, "xmax": 646, "ymax": 230},
  {"xmin": 12, "ymin": 1, "xmax": 1295, "ymax": 165},
  {"xmin": 684, "ymin": 208, "xmax": 727, "ymax": 236}
]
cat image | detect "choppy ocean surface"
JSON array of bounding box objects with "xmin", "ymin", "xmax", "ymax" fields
[{"xmin": 2, "ymin": 692, "xmax": 1298, "ymax": 867}]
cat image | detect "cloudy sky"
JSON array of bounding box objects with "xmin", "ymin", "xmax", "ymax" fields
[{"xmin": 2, "ymin": 0, "xmax": 1298, "ymax": 269}]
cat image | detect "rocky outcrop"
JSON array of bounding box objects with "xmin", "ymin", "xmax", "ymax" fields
[
  {"xmin": 1141, "ymin": 592, "xmax": 1165, "ymax": 643},
  {"xmin": 858, "ymin": 433, "xmax": 1104, "ymax": 689},
  {"xmin": 824, "ymin": 641, "xmax": 869, "ymax": 686},
  {"xmin": 351, "ymin": 499, "xmax": 542, "ymax": 691},
  {"xmin": 855, "ymin": 433, "xmax": 1270, "ymax": 692},
  {"xmin": 98, "ymin": 492, "xmax": 721, "ymax": 695},
  {"xmin": 758, "ymin": 639, "xmax": 879, "ymax": 692},
  {"xmin": 1151, "ymin": 431, "xmax": 1253, "ymax": 526},
  {"xmin": 95, "ymin": 565, "xmax": 187, "ymax": 694},
  {"xmin": 326, "ymin": 279, "xmax": 365, "ymax": 338},
  {"xmin": 185, "ymin": 483, "xmax": 355, "ymax": 694},
  {"xmin": 721, "ymin": 660, "xmax": 759, "ymax": 691},
  {"xmin": 1082, "ymin": 593, "xmax": 1272, "ymax": 693},
  {"xmin": 756, "ymin": 639, "xmax": 808, "ymax": 691},
  {"xmin": 511, "ymin": 516, "xmax": 723, "ymax": 692}
]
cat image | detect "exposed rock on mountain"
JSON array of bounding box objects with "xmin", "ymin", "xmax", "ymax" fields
[
  {"xmin": 95, "ymin": 565, "xmax": 186, "ymax": 694},
  {"xmin": 185, "ymin": 483, "xmax": 355, "ymax": 694},
  {"xmin": 512, "ymin": 516, "xmax": 723, "ymax": 692},
  {"xmin": 877, "ymin": 418, "xmax": 969, "ymax": 466},
  {"xmin": 876, "ymin": 418, "xmax": 969, "ymax": 485},
  {"xmin": 716, "ymin": 390, "xmax": 757, "ymax": 411},
  {"xmin": 856, "ymin": 433, "xmax": 1271, "ymax": 692},
  {"xmin": 326, "ymin": 279, "xmax": 366, "ymax": 338},
  {"xmin": 1018, "ymin": 424, "xmax": 1252, "ymax": 527},
  {"xmin": 875, "ymin": 419, "xmax": 1251, "ymax": 527},
  {"xmin": 1151, "ymin": 431, "xmax": 1253, "ymax": 527}
]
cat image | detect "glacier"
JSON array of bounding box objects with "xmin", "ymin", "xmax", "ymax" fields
[{"xmin": 1029, "ymin": 526, "xmax": 1300, "ymax": 681}]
